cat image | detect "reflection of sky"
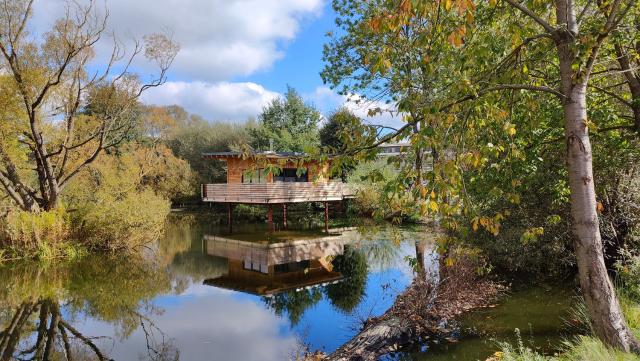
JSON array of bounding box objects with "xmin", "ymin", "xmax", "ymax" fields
[
  {"xmin": 78, "ymin": 286, "xmax": 298, "ymax": 361},
  {"xmin": 71, "ymin": 238, "xmax": 435, "ymax": 360}
]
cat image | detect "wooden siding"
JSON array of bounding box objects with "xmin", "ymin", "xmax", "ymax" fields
[
  {"xmin": 224, "ymin": 157, "xmax": 331, "ymax": 184},
  {"xmin": 202, "ymin": 181, "xmax": 354, "ymax": 204}
]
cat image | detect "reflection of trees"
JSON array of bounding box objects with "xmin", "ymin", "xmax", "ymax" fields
[
  {"xmin": 170, "ymin": 252, "xmax": 228, "ymax": 294},
  {"xmin": 262, "ymin": 288, "xmax": 323, "ymax": 326},
  {"xmin": 360, "ymin": 239, "xmax": 400, "ymax": 270},
  {"xmin": 0, "ymin": 256, "xmax": 178, "ymax": 360},
  {"xmin": 325, "ymin": 247, "xmax": 368, "ymax": 313},
  {"xmin": 0, "ymin": 298, "xmax": 112, "ymax": 360},
  {"xmin": 157, "ymin": 215, "xmax": 228, "ymax": 293}
]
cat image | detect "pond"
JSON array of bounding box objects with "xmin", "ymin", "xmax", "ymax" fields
[{"xmin": 0, "ymin": 214, "xmax": 577, "ymax": 360}]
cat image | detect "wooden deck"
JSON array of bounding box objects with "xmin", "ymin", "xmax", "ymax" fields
[{"xmin": 201, "ymin": 181, "xmax": 354, "ymax": 204}]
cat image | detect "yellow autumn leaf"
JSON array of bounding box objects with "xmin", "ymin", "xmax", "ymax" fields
[{"xmin": 429, "ymin": 200, "xmax": 439, "ymax": 212}]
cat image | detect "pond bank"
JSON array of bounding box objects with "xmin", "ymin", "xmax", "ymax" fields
[{"xmin": 312, "ymin": 247, "xmax": 505, "ymax": 361}]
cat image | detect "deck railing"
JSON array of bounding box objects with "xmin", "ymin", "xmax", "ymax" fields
[{"xmin": 201, "ymin": 181, "xmax": 353, "ymax": 204}]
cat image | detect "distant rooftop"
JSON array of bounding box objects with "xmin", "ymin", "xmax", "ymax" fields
[{"xmin": 203, "ymin": 151, "xmax": 307, "ymax": 159}]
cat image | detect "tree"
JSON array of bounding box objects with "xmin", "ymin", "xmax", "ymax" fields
[
  {"xmin": 0, "ymin": 0, "xmax": 178, "ymax": 213},
  {"xmin": 250, "ymin": 87, "xmax": 321, "ymax": 153},
  {"xmin": 324, "ymin": 0, "xmax": 640, "ymax": 351},
  {"xmin": 324, "ymin": 246, "xmax": 368, "ymax": 313},
  {"xmin": 320, "ymin": 108, "xmax": 363, "ymax": 180},
  {"xmin": 156, "ymin": 106, "xmax": 252, "ymax": 184},
  {"xmin": 320, "ymin": 108, "xmax": 361, "ymax": 151}
]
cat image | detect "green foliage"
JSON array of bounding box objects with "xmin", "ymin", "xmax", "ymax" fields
[
  {"xmin": 325, "ymin": 246, "xmax": 368, "ymax": 313},
  {"xmin": 2, "ymin": 207, "xmax": 69, "ymax": 246},
  {"xmin": 155, "ymin": 105, "xmax": 252, "ymax": 185},
  {"xmin": 323, "ymin": 0, "xmax": 640, "ymax": 278},
  {"xmin": 616, "ymin": 255, "xmax": 640, "ymax": 303},
  {"xmin": 0, "ymin": 207, "xmax": 75, "ymax": 260},
  {"xmin": 249, "ymin": 87, "xmax": 321, "ymax": 152},
  {"xmin": 496, "ymin": 334, "xmax": 640, "ymax": 361},
  {"xmin": 63, "ymin": 143, "xmax": 174, "ymax": 252},
  {"xmin": 347, "ymin": 159, "xmax": 421, "ymax": 221},
  {"xmin": 79, "ymin": 189, "xmax": 170, "ymax": 252},
  {"xmin": 320, "ymin": 108, "xmax": 361, "ymax": 152}
]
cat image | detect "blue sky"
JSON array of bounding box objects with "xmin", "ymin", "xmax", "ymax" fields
[
  {"xmin": 242, "ymin": 2, "xmax": 334, "ymax": 95},
  {"xmin": 32, "ymin": 0, "xmax": 400, "ymax": 127}
]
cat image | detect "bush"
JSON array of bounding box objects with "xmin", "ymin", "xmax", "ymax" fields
[
  {"xmin": 0, "ymin": 207, "xmax": 72, "ymax": 260},
  {"xmin": 63, "ymin": 143, "xmax": 175, "ymax": 253},
  {"xmin": 79, "ymin": 190, "xmax": 170, "ymax": 252},
  {"xmin": 347, "ymin": 159, "xmax": 421, "ymax": 221}
]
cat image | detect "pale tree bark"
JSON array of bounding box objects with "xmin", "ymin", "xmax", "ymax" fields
[
  {"xmin": 562, "ymin": 81, "xmax": 639, "ymax": 351},
  {"xmin": 501, "ymin": 0, "xmax": 640, "ymax": 352},
  {"xmin": 554, "ymin": 0, "xmax": 639, "ymax": 352}
]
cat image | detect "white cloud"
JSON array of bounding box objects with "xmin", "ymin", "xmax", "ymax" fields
[
  {"xmin": 141, "ymin": 81, "xmax": 280, "ymax": 121},
  {"xmin": 79, "ymin": 288, "xmax": 299, "ymax": 361},
  {"xmin": 31, "ymin": 0, "xmax": 324, "ymax": 81},
  {"xmin": 309, "ymin": 86, "xmax": 405, "ymax": 129}
]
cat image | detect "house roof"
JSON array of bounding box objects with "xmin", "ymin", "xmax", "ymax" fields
[{"xmin": 202, "ymin": 151, "xmax": 307, "ymax": 159}]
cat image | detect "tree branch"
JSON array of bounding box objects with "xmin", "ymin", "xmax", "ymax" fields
[{"xmin": 503, "ymin": 0, "xmax": 558, "ymax": 36}]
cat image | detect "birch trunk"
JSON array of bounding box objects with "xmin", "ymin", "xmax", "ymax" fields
[
  {"xmin": 552, "ymin": 0, "xmax": 640, "ymax": 350},
  {"xmin": 561, "ymin": 77, "xmax": 640, "ymax": 352}
]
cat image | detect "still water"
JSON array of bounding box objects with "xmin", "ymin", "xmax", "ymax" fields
[{"xmin": 0, "ymin": 214, "xmax": 575, "ymax": 360}]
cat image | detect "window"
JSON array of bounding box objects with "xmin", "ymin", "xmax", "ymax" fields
[
  {"xmin": 242, "ymin": 168, "xmax": 266, "ymax": 183},
  {"xmin": 274, "ymin": 260, "xmax": 311, "ymax": 273},
  {"xmin": 273, "ymin": 168, "xmax": 308, "ymax": 182}
]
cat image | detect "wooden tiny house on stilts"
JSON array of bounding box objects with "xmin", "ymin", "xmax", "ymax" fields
[{"xmin": 201, "ymin": 151, "xmax": 353, "ymax": 231}]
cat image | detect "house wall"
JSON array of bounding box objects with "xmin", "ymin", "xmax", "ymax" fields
[{"xmin": 224, "ymin": 157, "xmax": 332, "ymax": 184}]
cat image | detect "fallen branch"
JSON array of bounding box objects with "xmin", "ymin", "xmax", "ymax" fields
[{"xmin": 309, "ymin": 252, "xmax": 505, "ymax": 361}]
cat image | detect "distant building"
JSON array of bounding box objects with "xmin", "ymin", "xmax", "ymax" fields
[{"xmin": 377, "ymin": 142, "xmax": 410, "ymax": 156}]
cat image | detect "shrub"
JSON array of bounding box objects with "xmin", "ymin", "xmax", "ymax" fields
[
  {"xmin": 347, "ymin": 159, "xmax": 421, "ymax": 221},
  {"xmin": 0, "ymin": 207, "xmax": 71, "ymax": 259},
  {"xmin": 78, "ymin": 189, "xmax": 170, "ymax": 252},
  {"xmin": 63, "ymin": 143, "xmax": 176, "ymax": 253}
]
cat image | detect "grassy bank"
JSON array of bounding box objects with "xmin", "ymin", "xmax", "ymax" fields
[{"xmin": 494, "ymin": 294, "xmax": 640, "ymax": 361}]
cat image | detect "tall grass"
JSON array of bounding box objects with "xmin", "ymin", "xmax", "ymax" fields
[{"xmin": 495, "ymin": 295, "xmax": 640, "ymax": 361}]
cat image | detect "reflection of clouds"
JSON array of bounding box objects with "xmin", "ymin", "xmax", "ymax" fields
[{"xmin": 77, "ymin": 286, "xmax": 298, "ymax": 361}]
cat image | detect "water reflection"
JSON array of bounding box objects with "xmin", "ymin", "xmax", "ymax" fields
[
  {"xmin": 202, "ymin": 232, "xmax": 347, "ymax": 296},
  {"xmin": 0, "ymin": 258, "xmax": 177, "ymax": 361},
  {"xmin": 0, "ymin": 216, "xmax": 573, "ymax": 361}
]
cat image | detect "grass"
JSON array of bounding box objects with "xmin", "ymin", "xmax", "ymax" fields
[{"xmin": 493, "ymin": 296, "xmax": 640, "ymax": 361}]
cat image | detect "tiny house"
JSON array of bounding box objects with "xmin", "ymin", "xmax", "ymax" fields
[{"xmin": 201, "ymin": 151, "xmax": 353, "ymax": 231}]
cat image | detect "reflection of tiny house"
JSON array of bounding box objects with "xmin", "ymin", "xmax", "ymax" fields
[
  {"xmin": 201, "ymin": 151, "xmax": 353, "ymax": 231},
  {"xmin": 202, "ymin": 234, "xmax": 345, "ymax": 295}
]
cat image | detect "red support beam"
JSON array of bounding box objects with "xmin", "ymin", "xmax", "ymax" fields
[
  {"xmin": 283, "ymin": 203, "xmax": 288, "ymax": 229},
  {"xmin": 324, "ymin": 201, "xmax": 329, "ymax": 233},
  {"xmin": 227, "ymin": 203, "xmax": 234, "ymax": 233},
  {"xmin": 267, "ymin": 205, "xmax": 274, "ymax": 232}
]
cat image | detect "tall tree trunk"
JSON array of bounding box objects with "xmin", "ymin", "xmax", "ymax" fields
[{"xmin": 562, "ymin": 81, "xmax": 640, "ymax": 351}]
